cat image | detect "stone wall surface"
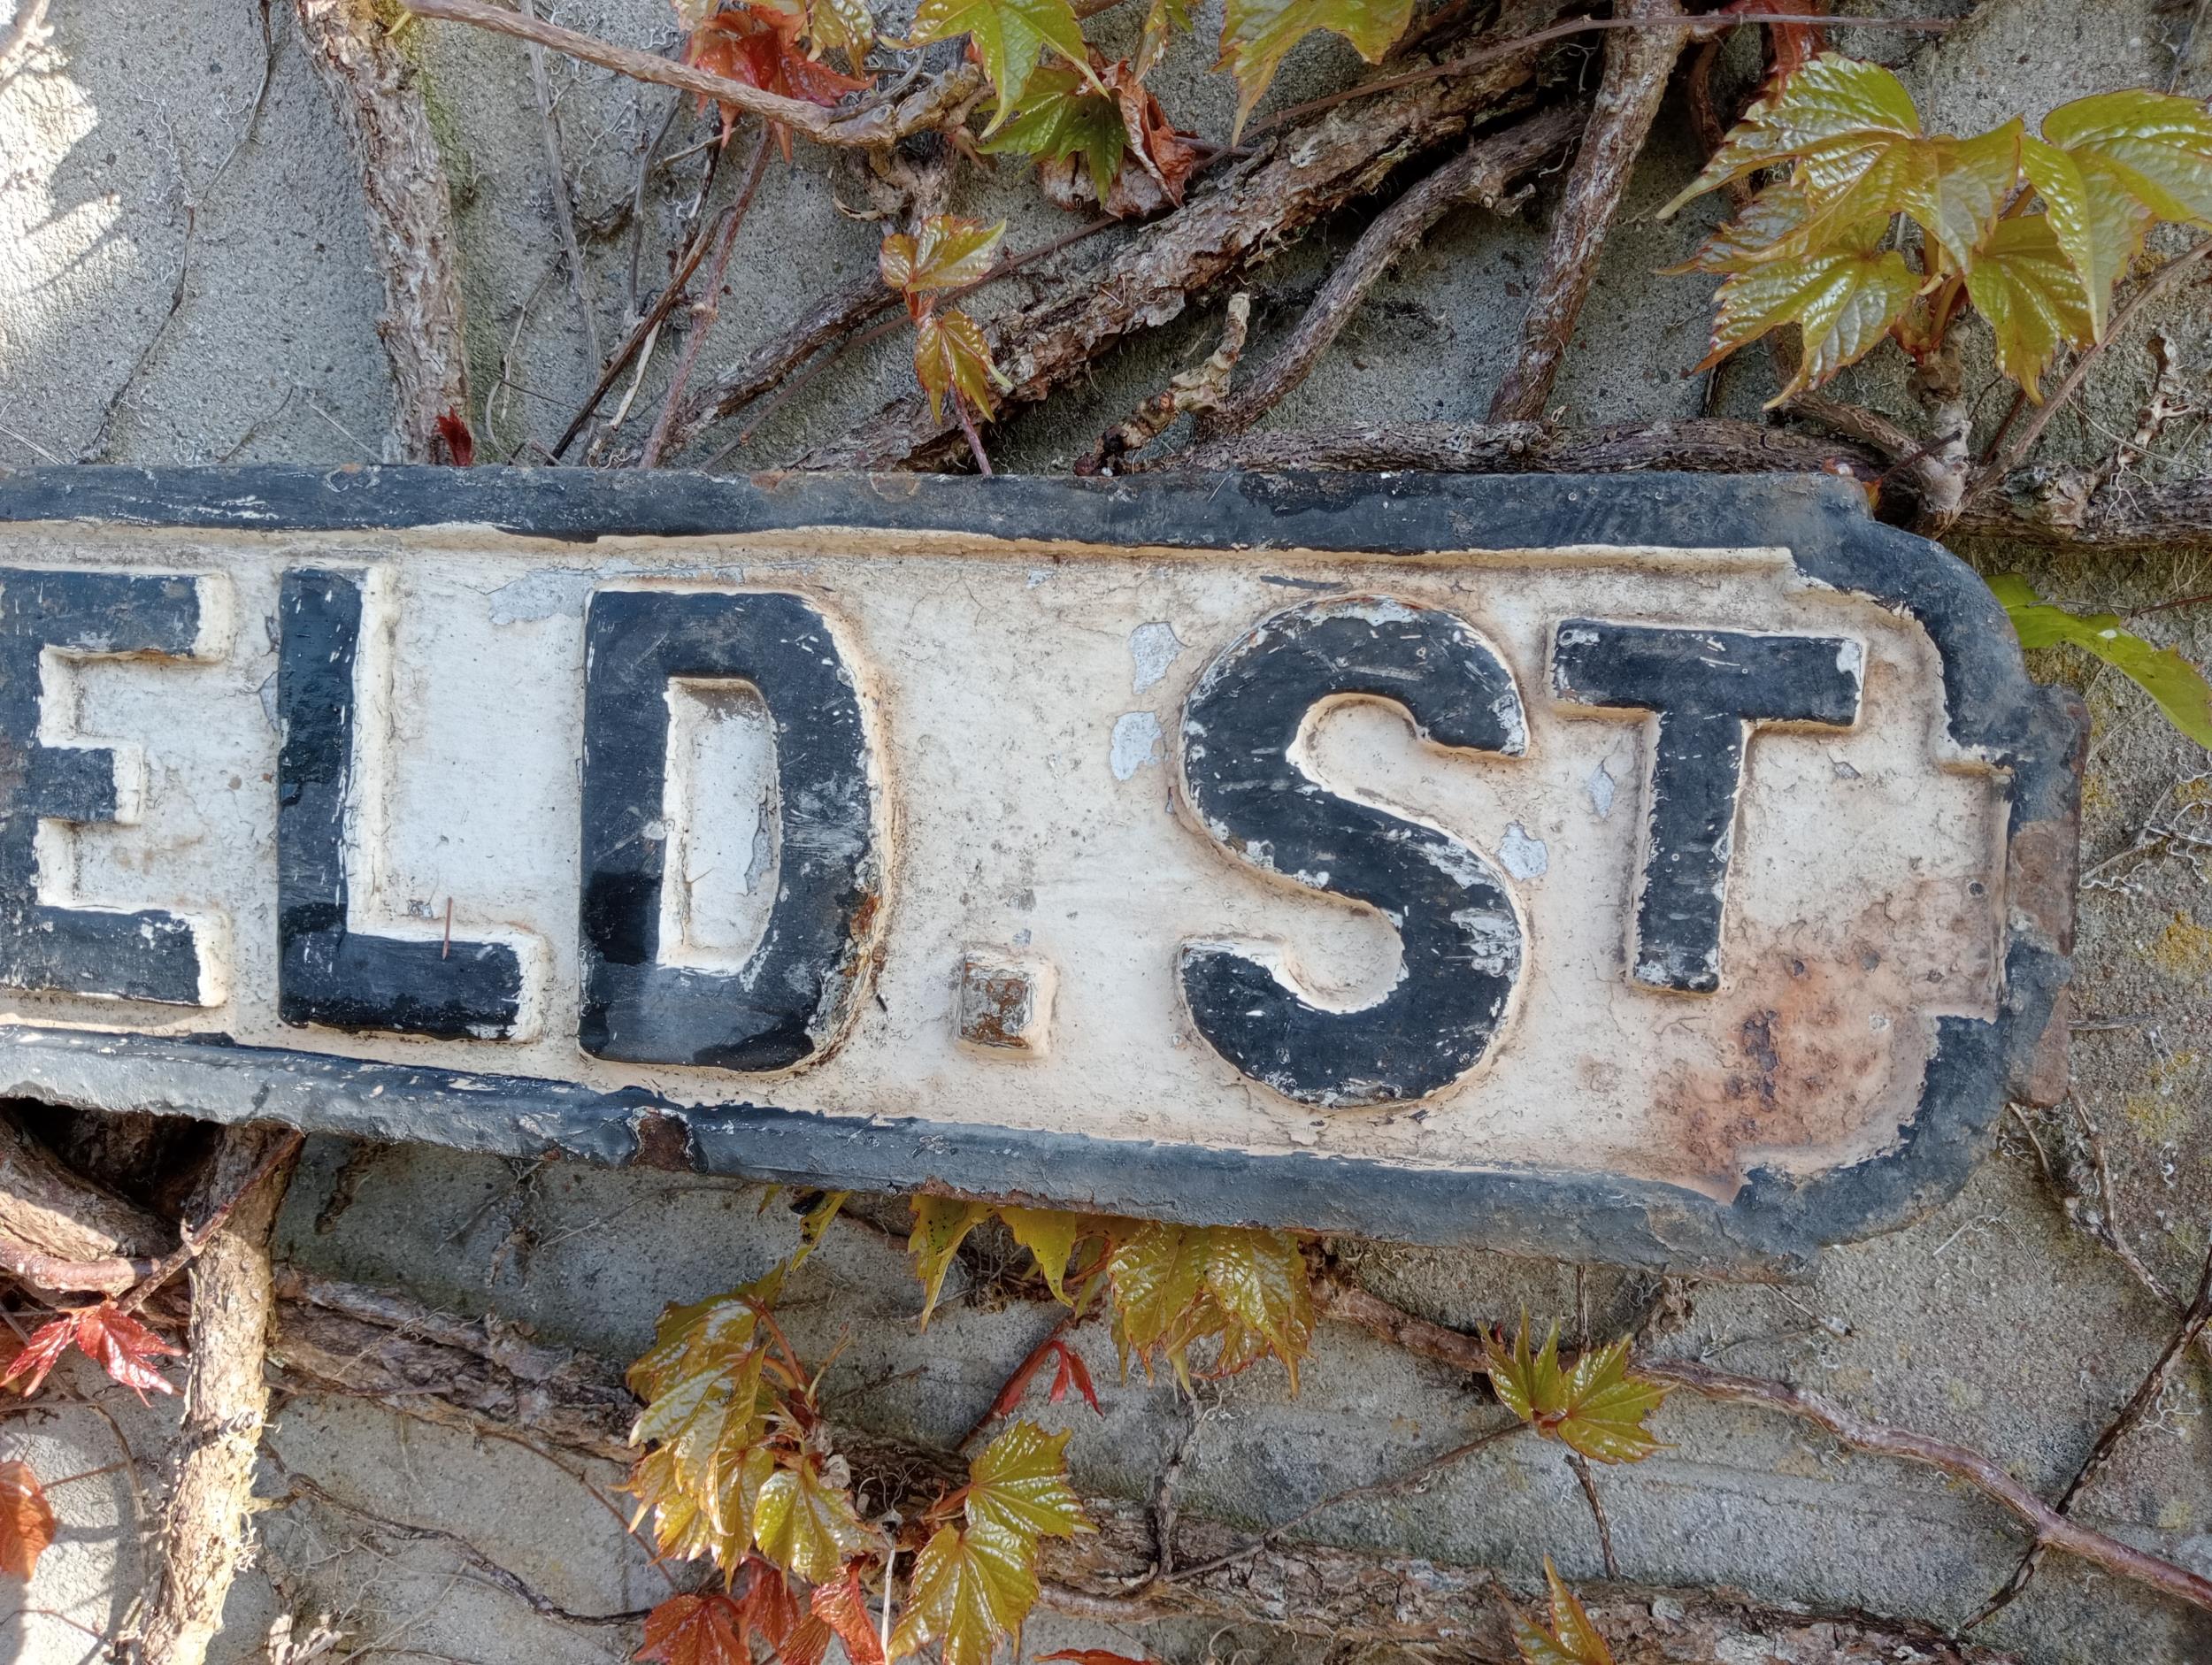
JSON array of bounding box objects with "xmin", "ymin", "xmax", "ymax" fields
[{"xmin": 4, "ymin": 0, "xmax": 2212, "ymax": 1661}]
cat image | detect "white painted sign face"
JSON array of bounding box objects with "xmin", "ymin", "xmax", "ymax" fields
[{"xmin": 0, "ymin": 470, "xmax": 2077, "ymax": 1272}]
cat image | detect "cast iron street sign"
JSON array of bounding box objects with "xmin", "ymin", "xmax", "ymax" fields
[{"xmin": 0, "ymin": 468, "xmax": 2078, "ymax": 1272}]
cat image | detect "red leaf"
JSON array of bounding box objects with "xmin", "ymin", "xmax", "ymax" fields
[
  {"xmin": 0, "ymin": 1462, "xmax": 55, "ymax": 1580},
  {"xmin": 810, "ymin": 1564, "xmax": 885, "ymax": 1665},
  {"xmin": 734, "ymin": 1556, "xmax": 801, "ymax": 1651},
  {"xmin": 434, "ymin": 408, "xmax": 474, "ymax": 466},
  {"xmin": 1722, "ymin": 0, "xmax": 1824, "ymax": 78},
  {"xmin": 74, "ymin": 1305, "xmax": 182, "ymax": 1404},
  {"xmin": 1049, "ymin": 1341, "xmax": 1102, "ymax": 1416},
  {"xmin": 0, "ymin": 1318, "xmax": 80, "ymax": 1399},
  {"xmin": 688, "ymin": 3, "xmax": 871, "ymax": 153},
  {"xmin": 777, "ymin": 1614, "xmax": 833, "ymax": 1665},
  {"xmin": 636, "ymin": 1592, "xmax": 749, "ymax": 1665}
]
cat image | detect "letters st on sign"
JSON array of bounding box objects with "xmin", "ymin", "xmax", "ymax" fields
[{"xmin": 0, "ymin": 470, "xmax": 2079, "ymax": 1274}]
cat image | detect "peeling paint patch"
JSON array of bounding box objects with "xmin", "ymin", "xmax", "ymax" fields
[
  {"xmin": 1130, "ymin": 622, "xmax": 1183, "ymax": 693},
  {"xmin": 1587, "ymin": 759, "xmax": 1615, "ymax": 818},
  {"xmin": 1498, "ymin": 823, "xmax": 1548, "ymax": 880},
  {"xmin": 1110, "ymin": 711, "xmax": 1162, "ymax": 780}
]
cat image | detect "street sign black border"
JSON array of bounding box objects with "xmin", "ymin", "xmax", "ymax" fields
[{"xmin": 0, "ymin": 465, "xmax": 2079, "ymax": 1274}]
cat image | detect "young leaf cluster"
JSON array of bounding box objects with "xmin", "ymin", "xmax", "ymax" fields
[
  {"xmin": 881, "ymin": 217, "xmax": 1014, "ymax": 430},
  {"xmin": 1485, "ymin": 1316, "xmax": 1671, "ymax": 1464},
  {"xmin": 626, "ymin": 1198, "xmax": 1094, "ymax": 1665},
  {"xmin": 1665, "ymin": 54, "xmax": 2212, "ymax": 401},
  {"xmin": 907, "ymin": 1199, "xmax": 1315, "ymax": 1391}
]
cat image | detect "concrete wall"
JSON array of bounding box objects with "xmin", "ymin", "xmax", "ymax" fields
[{"xmin": 4, "ymin": 0, "xmax": 2212, "ymax": 1660}]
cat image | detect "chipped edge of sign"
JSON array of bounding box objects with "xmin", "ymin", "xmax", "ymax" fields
[{"xmin": 0, "ymin": 465, "xmax": 2082, "ymax": 1276}]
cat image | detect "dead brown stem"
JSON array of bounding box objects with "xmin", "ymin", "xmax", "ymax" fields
[
  {"xmin": 1310, "ymin": 1272, "xmax": 2212, "ymax": 1618},
  {"xmin": 405, "ymin": 0, "xmax": 988, "ymax": 150},
  {"xmin": 295, "ymin": 0, "xmax": 471, "ymax": 460},
  {"xmin": 129, "ymin": 1125, "xmax": 301, "ymax": 1665},
  {"xmin": 1488, "ymin": 0, "xmax": 1683, "ymax": 423},
  {"xmin": 1202, "ymin": 106, "xmax": 1578, "ymax": 440},
  {"xmin": 640, "ymin": 128, "xmax": 773, "ymax": 467},
  {"xmin": 1967, "ymin": 1235, "xmax": 2212, "ymax": 1627},
  {"xmin": 0, "ymin": 1109, "xmax": 170, "ymax": 1294},
  {"xmin": 116, "ymin": 1131, "xmax": 306, "ymax": 1317},
  {"xmin": 793, "ymin": 0, "xmax": 1578, "ymax": 470},
  {"xmin": 1082, "ymin": 292, "xmax": 1253, "ymax": 472},
  {"xmin": 518, "ymin": 0, "xmax": 603, "ymax": 372}
]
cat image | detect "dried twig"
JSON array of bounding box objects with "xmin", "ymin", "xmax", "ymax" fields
[
  {"xmin": 1171, "ymin": 414, "xmax": 1882, "ymax": 477},
  {"xmin": 1198, "ymin": 106, "xmax": 1578, "ymax": 441},
  {"xmin": 1488, "ymin": 0, "xmax": 1683, "ymax": 422},
  {"xmin": 639, "ymin": 127, "xmax": 773, "ymax": 467},
  {"xmin": 1081, "ymin": 293, "xmax": 1253, "ymax": 473},
  {"xmin": 295, "ymin": 0, "xmax": 472, "ymax": 459},
  {"xmin": 518, "ymin": 0, "xmax": 602, "ymax": 372},
  {"xmin": 128, "ymin": 1126, "xmax": 302, "ymax": 1665},
  {"xmin": 1566, "ymin": 1453, "xmax": 1618, "ymax": 1579},
  {"xmin": 795, "ymin": 0, "xmax": 1579, "ymax": 469},
  {"xmin": 1970, "ymin": 237, "xmax": 2212, "ymax": 498},
  {"xmin": 405, "ymin": 0, "xmax": 988, "ymax": 149},
  {"xmin": 1965, "ymin": 1236, "xmax": 2212, "ymax": 1627},
  {"xmin": 1310, "ymin": 1273, "xmax": 2212, "ymax": 1617}
]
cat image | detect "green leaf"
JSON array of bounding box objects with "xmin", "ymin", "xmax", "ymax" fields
[
  {"xmin": 1510, "ymin": 1559, "xmax": 1615, "ymax": 1665},
  {"xmin": 1989, "ymin": 575, "xmax": 2212, "ymax": 750},
  {"xmin": 888, "ymin": 1520, "xmax": 1037, "ymax": 1665},
  {"xmin": 2020, "ymin": 134, "xmax": 2152, "ymax": 339},
  {"xmin": 995, "ymin": 1206, "xmax": 1093, "ymax": 1305},
  {"xmin": 908, "ymin": 0, "xmax": 1093, "ymax": 132},
  {"xmin": 913, "ymin": 308, "xmax": 1009, "ymax": 426},
  {"xmin": 1662, "ymin": 53, "xmax": 1920, "ymax": 218},
  {"xmin": 750, "ymin": 1454, "xmax": 873, "ymax": 1582},
  {"xmin": 2041, "ymin": 88, "xmax": 2212, "ymax": 227},
  {"xmin": 909, "ymin": 1196, "xmax": 995, "ymax": 1324},
  {"xmin": 1135, "ymin": 0, "xmax": 1189, "ymax": 76},
  {"xmin": 1217, "ymin": 0, "xmax": 1412, "ymax": 137},
  {"xmin": 1694, "ymin": 219, "xmax": 1918, "ymax": 403},
  {"xmin": 979, "ymin": 65, "xmax": 1127, "ymax": 205},
  {"xmin": 1962, "ymin": 214, "xmax": 2093, "ymax": 398},
  {"xmin": 964, "ymin": 1420, "xmax": 1088, "ymax": 1542},
  {"xmin": 1486, "ymin": 1317, "xmax": 1671, "ymax": 1465}
]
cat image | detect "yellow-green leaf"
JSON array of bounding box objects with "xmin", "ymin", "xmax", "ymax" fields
[
  {"xmin": 1217, "ymin": 0, "xmax": 1412, "ymax": 137},
  {"xmin": 1990, "ymin": 575, "xmax": 2212, "ymax": 751},
  {"xmin": 751, "ymin": 1454, "xmax": 873, "ymax": 1582},
  {"xmin": 791, "ymin": 1190, "xmax": 849, "ymax": 1270},
  {"xmin": 964, "ymin": 1420, "xmax": 1088, "ymax": 1543},
  {"xmin": 1962, "ymin": 214, "xmax": 2093, "ymax": 398},
  {"xmin": 1694, "ymin": 219, "xmax": 1917, "ymax": 403},
  {"xmin": 908, "ymin": 0, "xmax": 1093, "ymax": 132},
  {"xmin": 629, "ymin": 1440, "xmax": 775, "ymax": 1571},
  {"xmin": 632, "ymin": 1343, "xmax": 768, "ymax": 1499},
  {"xmin": 1511, "ymin": 1559, "xmax": 1614, "ymax": 1665},
  {"xmin": 913, "ymin": 308, "xmax": 1008, "ymax": 426},
  {"xmin": 1136, "ymin": 0, "xmax": 1189, "ymax": 77},
  {"xmin": 1897, "ymin": 121, "xmax": 2020, "ymax": 271},
  {"xmin": 2041, "ymin": 88, "xmax": 2212, "ymax": 227},
  {"xmin": 979, "ymin": 65, "xmax": 1127, "ymax": 204},
  {"xmin": 1662, "ymin": 53, "xmax": 1920, "ymax": 217},
  {"xmin": 628, "ymin": 1282, "xmax": 768, "ymax": 1400},
  {"xmin": 995, "ymin": 1206, "xmax": 1093, "ymax": 1305},
  {"xmin": 1486, "ymin": 1318, "xmax": 1670, "ymax": 1465},
  {"xmin": 881, "ymin": 215, "xmax": 1007, "ymax": 297},
  {"xmin": 810, "ymin": 0, "xmax": 875, "ymax": 64},
  {"xmin": 1197, "ymin": 1227, "xmax": 1312, "ymax": 1390},
  {"xmin": 2020, "ymin": 134, "xmax": 2151, "ymax": 338},
  {"xmin": 1106, "ymin": 1222, "xmax": 1210, "ymax": 1374},
  {"xmin": 910, "ymin": 1196, "xmax": 995, "ymax": 1324},
  {"xmin": 1671, "ymin": 181, "xmax": 1811, "ymax": 273},
  {"xmin": 888, "ymin": 1520, "xmax": 1037, "ymax": 1665}
]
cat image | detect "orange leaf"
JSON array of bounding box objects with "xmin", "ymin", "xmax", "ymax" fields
[
  {"xmin": 0, "ymin": 1462, "xmax": 55, "ymax": 1581},
  {"xmin": 635, "ymin": 1592, "xmax": 749, "ymax": 1665},
  {"xmin": 688, "ymin": 2, "xmax": 871, "ymax": 152},
  {"xmin": 810, "ymin": 1563, "xmax": 885, "ymax": 1665}
]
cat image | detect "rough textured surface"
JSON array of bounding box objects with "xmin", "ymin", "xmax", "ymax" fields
[{"xmin": 2, "ymin": 0, "xmax": 2211, "ymax": 1661}]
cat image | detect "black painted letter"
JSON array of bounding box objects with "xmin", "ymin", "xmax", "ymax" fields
[
  {"xmin": 1551, "ymin": 620, "xmax": 1863, "ymax": 994},
  {"xmin": 1178, "ymin": 596, "xmax": 1526, "ymax": 1108},
  {"xmin": 580, "ymin": 588, "xmax": 879, "ymax": 1070},
  {"xmin": 0, "ymin": 570, "xmax": 220, "ymax": 1004},
  {"xmin": 278, "ymin": 570, "xmax": 529, "ymax": 1038}
]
